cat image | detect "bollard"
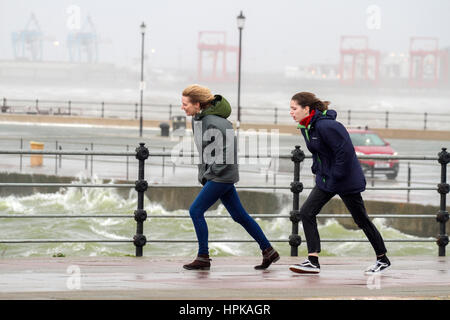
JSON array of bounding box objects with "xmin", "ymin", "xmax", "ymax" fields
[
  {"xmin": 436, "ymin": 147, "xmax": 449, "ymax": 256},
  {"xmin": 160, "ymin": 122, "xmax": 170, "ymax": 137},
  {"xmin": 30, "ymin": 141, "xmax": 44, "ymax": 167},
  {"xmin": 134, "ymin": 142, "xmax": 149, "ymax": 257},
  {"xmin": 289, "ymin": 145, "xmax": 305, "ymax": 256}
]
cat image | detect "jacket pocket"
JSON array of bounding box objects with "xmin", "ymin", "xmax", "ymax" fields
[
  {"xmin": 198, "ymin": 164, "xmax": 207, "ymax": 183},
  {"xmin": 211, "ymin": 163, "xmax": 227, "ymax": 176},
  {"xmin": 325, "ymin": 175, "xmax": 337, "ymax": 193}
]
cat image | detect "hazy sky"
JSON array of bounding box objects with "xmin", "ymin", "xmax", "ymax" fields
[{"xmin": 1, "ymin": 0, "xmax": 449, "ymax": 72}]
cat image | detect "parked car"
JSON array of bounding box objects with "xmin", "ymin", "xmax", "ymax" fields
[{"xmin": 347, "ymin": 128, "xmax": 399, "ymax": 180}]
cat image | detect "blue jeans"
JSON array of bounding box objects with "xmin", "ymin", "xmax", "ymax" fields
[{"xmin": 189, "ymin": 180, "xmax": 271, "ymax": 255}]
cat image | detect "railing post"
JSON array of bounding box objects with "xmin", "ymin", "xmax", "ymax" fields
[
  {"xmin": 272, "ymin": 156, "xmax": 277, "ymax": 192},
  {"xmin": 347, "ymin": 109, "xmax": 351, "ymax": 126},
  {"xmin": 134, "ymin": 142, "xmax": 149, "ymax": 257},
  {"xmin": 289, "ymin": 145, "xmax": 305, "ymax": 256},
  {"xmin": 424, "ymin": 112, "xmax": 427, "ymax": 130},
  {"xmin": 385, "ymin": 111, "xmax": 389, "ymax": 129},
  {"xmin": 90, "ymin": 143, "xmax": 94, "ymax": 178},
  {"xmin": 68, "ymin": 100, "xmax": 72, "ymax": 116},
  {"xmin": 126, "ymin": 145, "xmax": 129, "ymax": 181},
  {"xmin": 101, "ymin": 102, "xmax": 105, "ymax": 118},
  {"xmin": 371, "ymin": 165, "xmax": 375, "ymax": 187},
  {"xmin": 19, "ymin": 138, "xmax": 23, "ymax": 172},
  {"xmin": 162, "ymin": 146, "xmax": 165, "ymax": 181},
  {"xmin": 274, "ymin": 107, "xmax": 278, "ymax": 125},
  {"xmin": 55, "ymin": 141, "xmax": 58, "ymax": 175},
  {"xmin": 407, "ymin": 162, "xmax": 411, "ymax": 203},
  {"xmin": 58, "ymin": 145, "xmax": 62, "ymax": 169},
  {"xmin": 84, "ymin": 147, "xmax": 88, "ymax": 170},
  {"xmin": 437, "ymin": 147, "xmax": 449, "ymax": 256},
  {"xmin": 2, "ymin": 97, "xmax": 6, "ymax": 113}
]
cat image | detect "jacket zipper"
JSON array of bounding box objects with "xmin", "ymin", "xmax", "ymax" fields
[{"xmin": 298, "ymin": 123, "xmax": 326, "ymax": 183}]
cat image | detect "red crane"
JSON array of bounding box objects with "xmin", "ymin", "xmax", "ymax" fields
[
  {"xmin": 197, "ymin": 31, "xmax": 239, "ymax": 82},
  {"xmin": 339, "ymin": 35, "xmax": 380, "ymax": 85},
  {"xmin": 409, "ymin": 37, "xmax": 441, "ymax": 87}
]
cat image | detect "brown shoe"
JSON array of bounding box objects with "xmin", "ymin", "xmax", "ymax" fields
[
  {"xmin": 254, "ymin": 247, "xmax": 280, "ymax": 270},
  {"xmin": 183, "ymin": 254, "xmax": 211, "ymax": 270}
]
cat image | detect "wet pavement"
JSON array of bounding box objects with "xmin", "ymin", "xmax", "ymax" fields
[{"xmin": 0, "ymin": 256, "xmax": 448, "ymax": 299}]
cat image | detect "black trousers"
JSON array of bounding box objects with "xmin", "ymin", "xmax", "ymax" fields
[{"xmin": 300, "ymin": 186, "xmax": 387, "ymax": 256}]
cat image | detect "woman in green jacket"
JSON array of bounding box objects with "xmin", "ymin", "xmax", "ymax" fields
[{"xmin": 181, "ymin": 84, "xmax": 279, "ymax": 271}]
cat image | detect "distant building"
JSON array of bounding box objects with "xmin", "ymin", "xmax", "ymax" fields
[
  {"xmin": 284, "ymin": 64, "xmax": 339, "ymax": 80},
  {"xmin": 379, "ymin": 52, "xmax": 409, "ymax": 79}
]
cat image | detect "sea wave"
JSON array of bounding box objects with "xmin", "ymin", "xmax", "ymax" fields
[{"xmin": 0, "ymin": 181, "xmax": 438, "ymax": 258}]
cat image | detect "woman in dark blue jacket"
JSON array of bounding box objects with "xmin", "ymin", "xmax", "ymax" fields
[{"xmin": 288, "ymin": 92, "xmax": 390, "ymax": 274}]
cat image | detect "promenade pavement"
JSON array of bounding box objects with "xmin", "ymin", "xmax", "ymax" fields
[{"xmin": 0, "ymin": 256, "xmax": 448, "ymax": 300}]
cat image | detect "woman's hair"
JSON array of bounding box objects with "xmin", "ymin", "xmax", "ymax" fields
[
  {"xmin": 291, "ymin": 92, "xmax": 330, "ymax": 112},
  {"xmin": 182, "ymin": 84, "xmax": 215, "ymax": 109}
]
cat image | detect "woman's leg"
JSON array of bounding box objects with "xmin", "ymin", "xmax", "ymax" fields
[
  {"xmin": 300, "ymin": 186, "xmax": 335, "ymax": 254},
  {"xmin": 219, "ymin": 185, "xmax": 271, "ymax": 251},
  {"xmin": 189, "ymin": 181, "xmax": 232, "ymax": 255},
  {"xmin": 339, "ymin": 192, "xmax": 387, "ymax": 256}
]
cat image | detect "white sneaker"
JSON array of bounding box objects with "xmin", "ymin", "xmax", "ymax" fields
[
  {"xmin": 365, "ymin": 258, "xmax": 391, "ymax": 274},
  {"xmin": 289, "ymin": 259, "xmax": 320, "ymax": 274}
]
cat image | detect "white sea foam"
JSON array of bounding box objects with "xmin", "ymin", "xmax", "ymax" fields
[{"xmin": 0, "ymin": 178, "xmax": 438, "ymax": 258}]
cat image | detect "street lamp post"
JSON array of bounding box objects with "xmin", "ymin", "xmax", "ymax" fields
[
  {"xmin": 236, "ymin": 11, "xmax": 245, "ymax": 131},
  {"xmin": 139, "ymin": 22, "xmax": 146, "ymax": 138}
]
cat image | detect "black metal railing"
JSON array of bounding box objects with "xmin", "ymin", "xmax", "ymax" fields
[
  {"xmin": 2, "ymin": 97, "xmax": 450, "ymax": 130},
  {"xmin": 0, "ymin": 145, "xmax": 448, "ymax": 257}
]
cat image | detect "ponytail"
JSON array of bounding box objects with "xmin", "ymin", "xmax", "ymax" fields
[{"xmin": 291, "ymin": 92, "xmax": 330, "ymax": 112}]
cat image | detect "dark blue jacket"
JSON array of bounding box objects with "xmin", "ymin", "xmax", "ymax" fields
[{"xmin": 298, "ymin": 109, "xmax": 366, "ymax": 195}]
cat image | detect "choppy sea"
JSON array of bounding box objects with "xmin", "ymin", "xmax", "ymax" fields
[{"xmin": 0, "ymin": 184, "xmax": 437, "ymax": 258}]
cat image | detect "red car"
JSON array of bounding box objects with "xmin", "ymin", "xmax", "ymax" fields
[{"xmin": 347, "ymin": 128, "xmax": 399, "ymax": 180}]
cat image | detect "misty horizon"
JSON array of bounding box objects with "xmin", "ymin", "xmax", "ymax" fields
[{"xmin": 1, "ymin": 0, "xmax": 449, "ymax": 73}]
